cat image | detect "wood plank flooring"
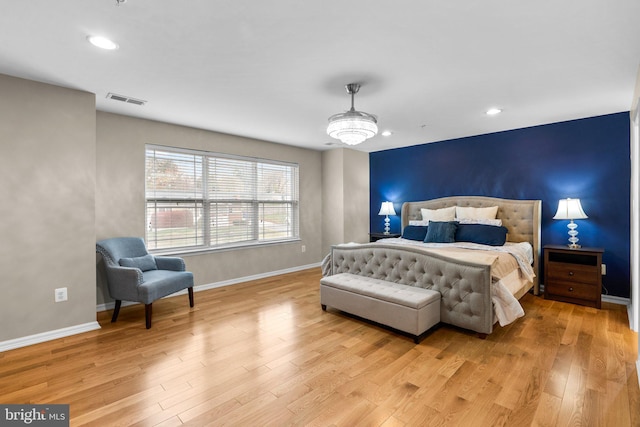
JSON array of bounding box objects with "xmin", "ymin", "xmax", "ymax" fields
[{"xmin": 1, "ymin": 268, "xmax": 638, "ymax": 426}]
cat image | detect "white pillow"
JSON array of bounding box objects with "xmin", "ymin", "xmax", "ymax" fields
[
  {"xmin": 409, "ymin": 220, "xmax": 430, "ymax": 226},
  {"xmin": 458, "ymin": 218, "xmax": 503, "ymax": 226},
  {"xmin": 456, "ymin": 205, "xmax": 499, "ymax": 220},
  {"xmin": 420, "ymin": 206, "xmax": 456, "ymax": 223}
]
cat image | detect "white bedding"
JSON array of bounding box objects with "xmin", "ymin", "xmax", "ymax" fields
[{"xmin": 366, "ymin": 237, "xmax": 535, "ymax": 327}]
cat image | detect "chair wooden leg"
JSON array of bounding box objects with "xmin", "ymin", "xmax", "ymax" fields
[
  {"xmin": 111, "ymin": 300, "xmax": 122, "ymax": 323},
  {"xmin": 145, "ymin": 303, "xmax": 152, "ymax": 329},
  {"xmin": 188, "ymin": 287, "xmax": 194, "ymax": 307}
]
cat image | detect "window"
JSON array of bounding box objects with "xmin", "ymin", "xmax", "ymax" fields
[{"xmin": 145, "ymin": 145, "xmax": 299, "ymax": 252}]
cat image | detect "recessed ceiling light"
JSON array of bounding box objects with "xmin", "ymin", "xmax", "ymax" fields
[
  {"xmin": 87, "ymin": 35, "xmax": 119, "ymax": 50},
  {"xmin": 486, "ymin": 108, "xmax": 502, "ymax": 116},
  {"xmin": 381, "ymin": 130, "xmax": 392, "ymax": 137}
]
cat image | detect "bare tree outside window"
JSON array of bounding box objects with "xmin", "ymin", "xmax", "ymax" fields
[{"xmin": 145, "ymin": 146, "xmax": 299, "ymax": 252}]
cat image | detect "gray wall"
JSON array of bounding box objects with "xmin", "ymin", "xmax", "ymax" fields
[
  {"xmin": 342, "ymin": 148, "xmax": 370, "ymax": 244},
  {"xmin": 321, "ymin": 149, "xmax": 344, "ymax": 255},
  {"xmin": 0, "ymin": 74, "xmax": 97, "ymax": 341},
  {"xmin": 95, "ymin": 112, "xmax": 324, "ymax": 305},
  {"xmin": 0, "ymin": 72, "xmax": 365, "ymax": 345},
  {"xmin": 321, "ymin": 148, "xmax": 369, "ymax": 255}
]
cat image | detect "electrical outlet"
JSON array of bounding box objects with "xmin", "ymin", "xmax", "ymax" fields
[
  {"xmin": 301, "ymin": 245, "xmax": 306, "ymax": 253},
  {"xmin": 55, "ymin": 287, "xmax": 68, "ymax": 302},
  {"xmin": 601, "ymin": 264, "xmax": 606, "ymax": 275}
]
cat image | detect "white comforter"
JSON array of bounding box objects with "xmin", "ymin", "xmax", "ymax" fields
[{"xmin": 323, "ymin": 238, "xmax": 535, "ymax": 327}]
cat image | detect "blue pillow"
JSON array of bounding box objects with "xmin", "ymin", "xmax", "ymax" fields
[
  {"xmin": 119, "ymin": 254, "xmax": 158, "ymax": 271},
  {"xmin": 455, "ymin": 223, "xmax": 508, "ymax": 246},
  {"xmin": 424, "ymin": 221, "xmax": 458, "ymax": 243},
  {"xmin": 402, "ymin": 225, "xmax": 428, "ymax": 241}
]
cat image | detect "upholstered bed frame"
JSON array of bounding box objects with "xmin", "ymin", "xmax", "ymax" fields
[
  {"xmin": 321, "ymin": 196, "xmax": 542, "ymax": 337},
  {"xmin": 401, "ymin": 196, "xmax": 542, "ymax": 296}
]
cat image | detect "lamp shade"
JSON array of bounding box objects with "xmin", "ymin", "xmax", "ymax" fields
[
  {"xmin": 378, "ymin": 201, "xmax": 396, "ymax": 216},
  {"xmin": 553, "ymin": 198, "xmax": 588, "ymax": 220}
]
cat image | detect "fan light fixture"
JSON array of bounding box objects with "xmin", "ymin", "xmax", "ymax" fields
[{"xmin": 327, "ymin": 83, "xmax": 378, "ymax": 145}]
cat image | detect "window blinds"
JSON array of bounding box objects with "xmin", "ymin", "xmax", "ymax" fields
[{"xmin": 145, "ymin": 145, "xmax": 299, "ymax": 252}]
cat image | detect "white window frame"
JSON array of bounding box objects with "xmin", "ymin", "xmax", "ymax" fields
[{"xmin": 145, "ymin": 145, "xmax": 299, "ymax": 254}]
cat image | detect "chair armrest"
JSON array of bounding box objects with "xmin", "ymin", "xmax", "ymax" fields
[
  {"xmin": 103, "ymin": 265, "xmax": 144, "ymax": 302},
  {"xmin": 154, "ymin": 256, "xmax": 186, "ymax": 271},
  {"xmin": 105, "ymin": 265, "xmax": 144, "ymax": 286}
]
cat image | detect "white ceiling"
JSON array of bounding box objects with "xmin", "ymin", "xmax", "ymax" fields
[{"xmin": 1, "ymin": 1, "xmax": 639, "ymax": 153}]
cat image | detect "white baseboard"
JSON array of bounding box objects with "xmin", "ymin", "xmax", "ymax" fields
[
  {"xmin": 0, "ymin": 322, "xmax": 101, "ymax": 353},
  {"xmin": 627, "ymin": 304, "xmax": 637, "ymax": 332},
  {"xmin": 602, "ymin": 294, "xmax": 631, "ymax": 306},
  {"xmin": 96, "ymin": 299, "xmax": 138, "ymax": 313},
  {"xmin": 97, "ymin": 262, "xmax": 322, "ymax": 312},
  {"xmin": 193, "ymin": 262, "xmax": 322, "ymax": 293}
]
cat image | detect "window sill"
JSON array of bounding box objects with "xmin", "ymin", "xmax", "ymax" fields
[{"xmin": 149, "ymin": 238, "xmax": 302, "ymax": 257}]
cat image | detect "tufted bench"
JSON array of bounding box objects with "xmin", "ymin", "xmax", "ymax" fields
[
  {"xmin": 320, "ymin": 272, "xmax": 441, "ymax": 343},
  {"xmin": 322, "ymin": 243, "xmax": 494, "ymax": 337}
]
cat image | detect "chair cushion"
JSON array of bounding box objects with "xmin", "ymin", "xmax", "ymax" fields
[
  {"xmin": 119, "ymin": 254, "xmax": 158, "ymax": 271},
  {"xmin": 139, "ymin": 270, "xmax": 194, "ymax": 304}
]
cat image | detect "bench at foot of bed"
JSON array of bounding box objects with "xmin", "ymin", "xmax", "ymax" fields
[{"xmin": 320, "ymin": 273, "xmax": 441, "ymax": 344}]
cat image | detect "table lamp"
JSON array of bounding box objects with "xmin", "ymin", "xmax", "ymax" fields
[
  {"xmin": 553, "ymin": 198, "xmax": 588, "ymax": 248},
  {"xmin": 378, "ymin": 201, "xmax": 396, "ymax": 235}
]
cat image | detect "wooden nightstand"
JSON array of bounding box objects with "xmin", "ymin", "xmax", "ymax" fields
[
  {"xmin": 370, "ymin": 232, "xmax": 400, "ymax": 242},
  {"xmin": 544, "ymin": 244, "xmax": 604, "ymax": 309}
]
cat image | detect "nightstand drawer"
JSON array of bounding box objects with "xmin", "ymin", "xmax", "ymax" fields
[
  {"xmin": 545, "ymin": 280, "xmax": 600, "ymax": 301},
  {"xmin": 546, "ymin": 262, "xmax": 599, "ymax": 285},
  {"xmin": 543, "ymin": 245, "xmax": 604, "ymax": 309}
]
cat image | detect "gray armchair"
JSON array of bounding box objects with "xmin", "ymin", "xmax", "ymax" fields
[{"xmin": 96, "ymin": 237, "xmax": 194, "ymax": 329}]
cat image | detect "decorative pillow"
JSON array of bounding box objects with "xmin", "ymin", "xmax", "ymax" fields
[
  {"xmin": 458, "ymin": 218, "xmax": 503, "ymax": 226},
  {"xmin": 402, "ymin": 225, "xmax": 428, "ymax": 241},
  {"xmin": 455, "ymin": 223, "xmax": 508, "ymax": 246},
  {"xmin": 119, "ymin": 254, "xmax": 158, "ymax": 271},
  {"xmin": 420, "ymin": 206, "xmax": 456, "ymax": 223},
  {"xmin": 455, "ymin": 205, "xmax": 499, "ymax": 220},
  {"xmin": 409, "ymin": 220, "xmax": 430, "ymax": 226},
  {"xmin": 424, "ymin": 221, "xmax": 458, "ymax": 243}
]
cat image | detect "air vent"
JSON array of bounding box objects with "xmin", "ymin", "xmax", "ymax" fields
[{"xmin": 106, "ymin": 92, "xmax": 146, "ymax": 106}]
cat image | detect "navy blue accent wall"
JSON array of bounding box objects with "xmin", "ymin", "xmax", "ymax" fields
[{"xmin": 370, "ymin": 112, "xmax": 630, "ymax": 298}]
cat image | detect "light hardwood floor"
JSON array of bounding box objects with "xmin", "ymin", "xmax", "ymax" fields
[{"xmin": 1, "ymin": 268, "xmax": 638, "ymax": 426}]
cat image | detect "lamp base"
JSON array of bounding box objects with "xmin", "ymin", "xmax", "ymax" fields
[
  {"xmin": 566, "ymin": 220, "xmax": 581, "ymax": 249},
  {"xmin": 383, "ymin": 216, "xmax": 390, "ymax": 234}
]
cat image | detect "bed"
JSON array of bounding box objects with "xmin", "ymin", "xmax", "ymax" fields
[
  {"xmin": 321, "ymin": 195, "xmax": 541, "ymax": 336},
  {"xmin": 400, "ymin": 196, "xmax": 541, "ymax": 297}
]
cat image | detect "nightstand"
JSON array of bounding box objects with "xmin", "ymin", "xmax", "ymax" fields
[
  {"xmin": 544, "ymin": 244, "xmax": 604, "ymax": 309},
  {"xmin": 370, "ymin": 232, "xmax": 400, "ymax": 242}
]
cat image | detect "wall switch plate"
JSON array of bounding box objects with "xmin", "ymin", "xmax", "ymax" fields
[
  {"xmin": 55, "ymin": 287, "xmax": 68, "ymax": 302},
  {"xmin": 301, "ymin": 245, "xmax": 306, "ymax": 253},
  {"xmin": 601, "ymin": 264, "xmax": 607, "ymax": 275}
]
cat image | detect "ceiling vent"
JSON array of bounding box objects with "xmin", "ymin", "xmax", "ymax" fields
[{"xmin": 106, "ymin": 92, "xmax": 146, "ymax": 106}]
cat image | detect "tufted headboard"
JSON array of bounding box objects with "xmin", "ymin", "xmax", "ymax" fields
[{"xmin": 401, "ymin": 196, "xmax": 542, "ymax": 294}]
